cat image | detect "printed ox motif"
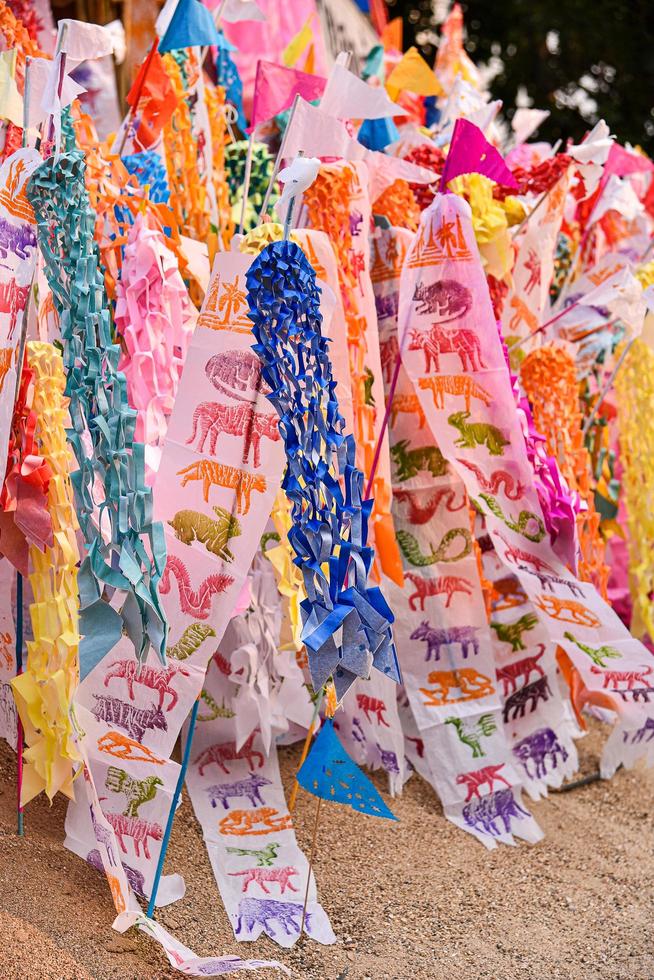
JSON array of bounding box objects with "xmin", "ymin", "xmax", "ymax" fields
[
  {"xmin": 410, "ymin": 621, "xmax": 479, "ymax": 661},
  {"xmin": 503, "ymin": 676, "xmax": 552, "ymax": 722},
  {"xmin": 91, "ymin": 695, "xmax": 167, "ymax": 742},
  {"xmin": 206, "ymin": 773, "xmax": 273, "ymax": 809}
]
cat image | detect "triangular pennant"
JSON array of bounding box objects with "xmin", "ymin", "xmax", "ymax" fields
[
  {"xmin": 385, "ymin": 46, "xmax": 442, "ymax": 100},
  {"xmin": 440, "ymin": 117, "xmax": 518, "ymax": 191},
  {"xmin": 159, "ymin": 0, "xmax": 220, "ymax": 52},
  {"xmin": 249, "ymin": 61, "xmax": 326, "ymax": 132},
  {"xmin": 297, "ymin": 718, "xmax": 398, "ymax": 820}
]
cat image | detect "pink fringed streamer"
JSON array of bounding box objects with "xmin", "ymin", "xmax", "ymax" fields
[{"xmin": 115, "ymin": 213, "xmax": 197, "ymax": 469}]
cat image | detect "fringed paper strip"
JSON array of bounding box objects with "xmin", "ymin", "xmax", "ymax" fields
[
  {"xmin": 27, "ymin": 149, "xmax": 168, "ymax": 670},
  {"xmin": 11, "ymin": 341, "xmax": 81, "ymax": 804},
  {"xmin": 246, "ymin": 239, "xmax": 399, "ymax": 701}
]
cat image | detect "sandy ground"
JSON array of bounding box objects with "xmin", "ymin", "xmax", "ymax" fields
[{"xmin": 0, "ymin": 722, "xmax": 652, "ymax": 980}]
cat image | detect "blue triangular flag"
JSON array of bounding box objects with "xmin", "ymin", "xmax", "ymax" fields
[
  {"xmin": 297, "ymin": 719, "xmax": 397, "ymax": 820},
  {"xmin": 358, "ymin": 117, "xmax": 400, "ymax": 152},
  {"xmin": 159, "ymin": 0, "xmax": 220, "ymax": 52}
]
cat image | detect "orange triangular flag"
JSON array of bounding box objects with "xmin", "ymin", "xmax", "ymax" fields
[
  {"xmin": 386, "ymin": 46, "xmax": 443, "ymax": 100},
  {"xmin": 381, "ymin": 16, "xmax": 402, "ymax": 51}
]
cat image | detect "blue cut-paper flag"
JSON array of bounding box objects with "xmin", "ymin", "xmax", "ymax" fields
[
  {"xmin": 297, "ymin": 719, "xmax": 397, "ymax": 820},
  {"xmin": 159, "ymin": 0, "xmax": 220, "ymax": 52},
  {"xmin": 358, "ymin": 116, "xmax": 400, "ymax": 152}
]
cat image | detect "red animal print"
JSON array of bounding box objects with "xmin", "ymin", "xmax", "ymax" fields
[
  {"xmin": 408, "ymin": 322, "xmax": 485, "ymax": 373},
  {"xmin": 160, "ymin": 554, "xmax": 234, "ymax": 619},
  {"xmin": 104, "ymin": 660, "xmax": 190, "ymax": 710},
  {"xmin": 186, "ymin": 401, "xmax": 279, "ymax": 468},
  {"xmin": 356, "ymin": 694, "xmax": 390, "ymax": 726},
  {"xmin": 456, "ymin": 764, "xmax": 512, "ymax": 801},
  {"xmin": 105, "ymin": 812, "xmax": 163, "ymax": 860},
  {"xmin": 405, "ymin": 572, "xmax": 473, "ymax": 610},
  {"xmin": 407, "ymin": 735, "xmax": 424, "ymax": 757},
  {"xmin": 495, "ymin": 646, "xmax": 546, "ymax": 696},
  {"xmin": 213, "ymin": 650, "xmax": 232, "ymax": 676},
  {"xmin": 97, "ymin": 731, "xmax": 166, "ymax": 765},
  {"xmin": 590, "ymin": 665, "xmax": 653, "ymax": 690},
  {"xmin": 523, "ymin": 248, "xmax": 541, "ymax": 295},
  {"xmin": 457, "ymin": 460, "xmax": 525, "ymax": 501},
  {"xmin": 496, "ymin": 534, "xmax": 555, "ymax": 574},
  {"xmin": 394, "ymin": 487, "xmax": 466, "ymax": 523},
  {"xmin": 228, "ymin": 866, "xmax": 299, "ymax": 894},
  {"xmin": 194, "ymin": 732, "xmax": 265, "ymax": 775},
  {"xmin": 380, "ymin": 334, "xmax": 399, "ymax": 385},
  {"xmin": 0, "ymin": 279, "xmax": 30, "ymax": 339}
]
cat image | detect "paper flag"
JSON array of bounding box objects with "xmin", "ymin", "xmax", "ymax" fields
[
  {"xmin": 159, "ymin": 0, "xmax": 221, "ymax": 52},
  {"xmin": 126, "ymin": 48, "xmax": 179, "ymax": 148},
  {"xmin": 604, "ymin": 143, "xmax": 654, "ymax": 179},
  {"xmin": 282, "ymin": 98, "xmax": 366, "ymax": 162},
  {"xmin": 440, "ymin": 118, "xmax": 518, "ymax": 190},
  {"xmin": 320, "ymin": 62, "xmax": 407, "ymax": 120},
  {"xmin": 386, "ymin": 46, "xmax": 443, "ymax": 100},
  {"xmin": 220, "ymin": 0, "xmax": 266, "ymax": 23},
  {"xmin": 358, "ymin": 117, "xmax": 400, "ymax": 152},
  {"xmin": 249, "ymin": 60, "xmax": 326, "ymax": 132},
  {"xmin": 0, "ymin": 50, "xmax": 23, "ymax": 127},
  {"xmin": 381, "ymin": 16, "xmax": 402, "ymax": 51},
  {"xmin": 27, "ymin": 57, "xmax": 86, "ymax": 130},
  {"xmin": 58, "ymin": 19, "xmax": 114, "ymax": 63},
  {"xmin": 511, "ymin": 107, "xmax": 549, "ymax": 146},
  {"xmin": 282, "ymin": 15, "xmax": 313, "ymax": 67},
  {"xmin": 297, "ymin": 719, "xmax": 397, "ymax": 820}
]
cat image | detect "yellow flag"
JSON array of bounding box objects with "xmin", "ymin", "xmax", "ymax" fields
[
  {"xmin": 0, "ymin": 49, "xmax": 24, "ymax": 127},
  {"xmin": 386, "ymin": 46, "xmax": 443, "ymax": 100},
  {"xmin": 282, "ymin": 17, "xmax": 313, "ymax": 69}
]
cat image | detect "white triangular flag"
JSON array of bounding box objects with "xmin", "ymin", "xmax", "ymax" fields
[
  {"xmin": 511, "ymin": 108, "xmax": 549, "ymax": 146},
  {"xmin": 29, "ymin": 56, "xmax": 86, "ymax": 129},
  {"xmin": 319, "ymin": 63, "xmax": 407, "ymax": 120},
  {"xmin": 220, "ymin": 0, "xmax": 266, "ymax": 23},
  {"xmin": 57, "ymin": 19, "xmax": 114, "ymax": 64},
  {"xmin": 283, "ymin": 98, "xmax": 366, "ymax": 162}
]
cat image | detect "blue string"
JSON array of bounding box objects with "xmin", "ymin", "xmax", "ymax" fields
[{"xmin": 147, "ymin": 697, "xmax": 200, "ymax": 917}]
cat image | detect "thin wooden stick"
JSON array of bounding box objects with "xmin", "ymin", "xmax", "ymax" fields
[
  {"xmin": 258, "ymin": 94, "xmax": 300, "ymax": 221},
  {"xmin": 300, "ymin": 794, "xmax": 322, "ymax": 938},
  {"xmin": 15, "ymin": 571, "xmax": 24, "ymax": 836},
  {"xmin": 238, "ymin": 129, "xmax": 255, "ymax": 235},
  {"xmin": 582, "ymin": 338, "xmax": 634, "ymax": 437},
  {"xmin": 288, "ymin": 684, "xmax": 324, "ymax": 812}
]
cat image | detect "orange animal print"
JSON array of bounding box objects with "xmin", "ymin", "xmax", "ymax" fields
[
  {"xmin": 588, "ymin": 263, "xmax": 624, "ymax": 286},
  {"xmin": 418, "ymin": 375, "xmax": 492, "ymax": 413},
  {"xmin": 509, "ymin": 296, "xmax": 539, "ymax": 335},
  {"xmin": 219, "ymin": 807, "xmax": 293, "ymax": 836},
  {"xmin": 97, "ymin": 731, "xmax": 166, "ymax": 765},
  {"xmin": 0, "ymin": 630, "xmax": 12, "ymax": 667},
  {"xmin": 0, "ymin": 157, "xmax": 35, "ymax": 221},
  {"xmin": 177, "ymin": 459, "xmax": 266, "ymax": 513},
  {"xmin": 390, "ymin": 393, "xmax": 425, "ymax": 428},
  {"xmin": 107, "ymin": 874, "xmax": 127, "ymax": 913},
  {"xmin": 533, "ymin": 594, "xmax": 601, "ymax": 628},
  {"xmin": 420, "ymin": 668, "xmax": 494, "ymax": 706},
  {"xmin": 0, "ymin": 347, "xmax": 12, "ymax": 394},
  {"xmin": 491, "ymin": 576, "xmax": 528, "ymax": 611},
  {"xmin": 409, "ymin": 214, "xmax": 472, "ymax": 268}
]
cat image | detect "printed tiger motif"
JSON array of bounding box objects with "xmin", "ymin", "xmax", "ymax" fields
[
  {"xmin": 390, "ymin": 393, "xmax": 425, "ymax": 428},
  {"xmin": 420, "ymin": 668, "xmax": 494, "ymax": 705},
  {"xmin": 229, "ymin": 866, "xmax": 299, "ymax": 894},
  {"xmin": 533, "ymin": 594, "xmax": 600, "ymax": 628},
  {"xmin": 177, "ymin": 459, "xmax": 266, "ymax": 514},
  {"xmin": 405, "ymin": 572, "xmax": 473, "ymax": 609},
  {"xmin": 91, "ymin": 695, "xmax": 168, "ymax": 742}
]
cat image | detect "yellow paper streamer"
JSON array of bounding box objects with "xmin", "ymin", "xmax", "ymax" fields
[{"xmin": 11, "ymin": 342, "xmax": 81, "ymax": 804}]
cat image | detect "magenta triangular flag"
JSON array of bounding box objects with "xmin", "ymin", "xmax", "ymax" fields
[
  {"xmin": 248, "ymin": 60, "xmax": 327, "ymax": 132},
  {"xmin": 440, "ymin": 118, "xmax": 518, "ymax": 191}
]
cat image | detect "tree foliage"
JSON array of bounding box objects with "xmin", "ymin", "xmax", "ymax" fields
[{"xmin": 388, "ymin": 0, "xmax": 654, "ymax": 152}]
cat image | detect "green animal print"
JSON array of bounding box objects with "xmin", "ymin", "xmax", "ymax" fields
[
  {"xmin": 397, "ymin": 528, "xmax": 472, "ymax": 567},
  {"xmin": 260, "ymin": 531, "xmax": 281, "ymax": 554},
  {"xmin": 448, "ymin": 411, "xmax": 509, "ymax": 456},
  {"xmin": 198, "ymin": 689, "xmax": 235, "ymax": 721},
  {"xmin": 491, "ymin": 613, "xmax": 539, "ymax": 652},
  {"xmin": 167, "ymin": 623, "xmax": 216, "ymax": 660},
  {"xmin": 478, "ymin": 493, "xmax": 545, "ymax": 543},
  {"xmin": 445, "ymin": 714, "xmax": 496, "ymax": 759},
  {"xmin": 168, "ymin": 506, "xmax": 242, "ymax": 560},
  {"xmin": 226, "ymin": 842, "xmax": 281, "ymax": 867},
  {"xmin": 391, "ymin": 439, "xmax": 449, "ymax": 481},
  {"xmin": 105, "ymin": 767, "xmax": 163, "ymax": 818},
  {"xmin": 363, "ymin": 367, "xmax": 375, "ymax": 406},
  {"xmin": 563, "ymin": 631, "xmax": 621, "ymax": 668}
]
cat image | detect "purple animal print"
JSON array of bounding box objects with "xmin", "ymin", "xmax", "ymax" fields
[
  {"xmin": 352, "ymin": 717, "xmax": 366, "ymax": 744},
  {"xmin": 462, "ymin": 788, "xmax": 531, "ymax": 836},
  {"xmin": 86, "ymin": 849, "xmax": 146, "ymax": 896},
  {"xmin": 206, "ymin": 772, "xmax": 272, "ymax": 809},
  {"xmin": 616, "ymin": 688, "xmax": 654, "ymax": 703},
  {"xmin": 624, "ymin": 717, "xmax": 654, "ymax": 744},
  {"xmin": 502, "ymin": 676, "xmax": 552, "ymax": 723},
  {"xmin": 89, "ymin": 806, "xmax": 117, "ymax": 866},
  {"xmin": 0, "ymin": 216, "xmax": 37, "ymax": 262},
  {"xmin": 412, "ymin": 279, "xmax": 472, "ymax": 319},
  {"xmin": 410, "ymin": 622, "xmax": 480, "ymax": 661},
  {"xmin": 235, "ymin": 898, "xmax": 311, "ymax": 937},
  {"xmin": 349, "ymin": 210, "xmax": 364, "ymax": 235},
  {"xmin": 91, "ymin": 694, "xmax": 167, "ymax": 742},
  {"xmin": 374, "ymin": 291, "xmax": 399, "ymax": 321},
  {"xmin": 512, "ymin": 728, "xmax": 569, "ymax": 779},
  {"xmin": 376, "ymin": 744, "xmax": 400, "ymax": 774},
  {"xmin": 204, "ymin": 349, "xmax": 269, "ymax": 402}
]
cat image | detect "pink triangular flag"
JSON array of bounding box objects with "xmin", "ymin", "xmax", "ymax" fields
[
  {"xmin": 604, "ymin": 143, "xmax": 654, "ymax": 179},
  {"xmin": 440, "ymin": 118, "xmax": 518, "ymax": 191},
  {"xmin": 249, "ymin": 60, "xmax": 326, "ymax": 132}
]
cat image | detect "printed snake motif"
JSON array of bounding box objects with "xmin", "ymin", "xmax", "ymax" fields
[{"xmin": 396, "ymin": 527, "xmax": 472, "ymax": 566}]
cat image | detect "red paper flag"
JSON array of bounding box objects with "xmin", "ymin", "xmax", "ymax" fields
[
  {"xmin": 248, "ymin": 60, "xmax": 326, "ymax": 133},
  {"xmin": 440, "ymin": 118, "xmax": 518, "ymax": 191},
  {"xmin": 127, "ymin": 49, "xmax": 179, "ymax": 149}
]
